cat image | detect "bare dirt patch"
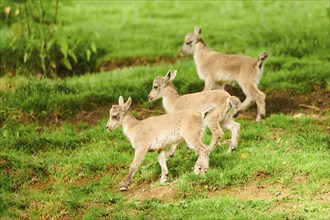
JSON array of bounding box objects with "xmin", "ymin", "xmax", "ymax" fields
[
  {"xmin": 75, "ymin": 88, "xmax": 329, "ymax": 127},
  {"xmin": 124, "ymin": 182, "xmax": 178, "ymax": 202},
  {"xmin": 7, "ymin": 86, "xmax": 328, "ymax": 129},
  {"xmin": 227, "ymin": 86, "xmax": 329, "ymax": 115},
  {"xmin": 73, "ymin": 104, "xmax": 164, "ymax": 127},
  {"xmin": 234, "ymin": 88, "xmax": 329, "ymax": 123},
  {"xmin": 209, "ymin": 175, "xmax": 329, "ymax": 214},
  {"xmin": 314, "ymin": 190, "xmax": 330, "ymax": 204},
  {"xmin": 74, "ymin": 105, "xmax": 110, "ymax": 126},
  {"xmin": 98, "ymin": 56, "xmax": 181, "ymax": 72},
  {"xmin": 215, "ymin": 181, "xmax": 291, "ymax": 202},
  {"xmin": 27, "ymin": 103, "xmax": 165, "ymax": 128}
]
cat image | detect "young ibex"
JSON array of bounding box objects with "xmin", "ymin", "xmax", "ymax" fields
[
  {"xmin": 106, "ymin": 96, "xmax": 214, "ymax": 191},
  {"xmin": 180, "ymin": 26, "xmax": 269, "ymax": 121},
  {"xmin": 148, "ymin": 70, "xmax": 241, "ymax": 156}
]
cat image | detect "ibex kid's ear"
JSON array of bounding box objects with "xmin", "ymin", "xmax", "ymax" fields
[
  {"xmin": 124, "ymin": 97, "xmax": 132, "ymax": 110},
  {"xmin": 165, "ymin": 69, "xmax": 177, "ymax": 83},
  {"xmin": 118, "ymin": 96, "xmax": 124, "ymax": 105},
  {"xmin": 194, "ymin": 26, "xmax": 202, "ymax": 37},
  {"xmin": 169, "ymin": 70, "xmax": 177, "ymax": 82},
  {"xmin": 165, "ymin": 69, "xmax": 172, "ymax": 83}
]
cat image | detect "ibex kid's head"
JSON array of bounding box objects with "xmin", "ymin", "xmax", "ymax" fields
[
  {"xmin": 180, "ymin": 26, "xmax": 202, "ymax": 56},
  {"xmin": 106, "ymin": 96, "xmax": 132, "ymax": 131},
  {"xmin": 148, "ymin": 69, "xmax": 177, "ymax": 102}
]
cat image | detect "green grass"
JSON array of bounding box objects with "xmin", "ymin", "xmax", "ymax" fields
[
  {"xmin": 1, "ymin": 1, "xmax": 330, "ymax": 219},
  {"xmin": 59, "ymin": 1, "xmax": 329, "ymax": 60},
  {"xmin": 1, "ymin": 1, "xmax": 329, "ymax": 75},
  {"xmin": 1, "ymin": 113, "xmax": 329, "ymax": 219},
  {"xmin": 0, "ymin": 58, "xmax": 328, "ymax": 120}
]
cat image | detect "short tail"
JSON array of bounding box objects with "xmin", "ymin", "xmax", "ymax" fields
[
  {"xmin": 202, "ymin": 104, "xmax": 216, "ymax": 119},
  {"xmin": 229, "ymin": 96, "xmax": 241, "ymax": 110},
  {"xmin": 257, "ymin": 51, "xmax": 269, "ymax": 70},
  {"xmin": 226, "ymin": 96, "xmax": 241, "ymax": 117}
]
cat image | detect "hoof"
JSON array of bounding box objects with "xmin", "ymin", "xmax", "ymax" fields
[
  {"xmin": 194, "ymin": 166, "xmax": 201, "ymax": 175},
  {"xmin": 200, "ymin": 168, "xmax": 208, "ymax": 175},
  {"xmin": 233, "ymin": 111, "xmax": 240, "ymax": 118},
  {"xmin": 256, "ymin": 114, "xmax": 266, "ymax": 122},
  {"xmin": 196, "ymin": 169, "xmax": 207, "ymax": 175},
  {"xmin": 166, "ymin": 152, "xmax": 174, "ymax": 159},
  {"xmin": 227, "ymin": 146, "xmax": 235, "ymax": 154},
  {"xmin": 119, "ymin": 186, "xmax": 128, "ymax": 191},
  {"xmin": 160, "ymin": 172, "xmax": 168, "ymax": 183},
  {"xmin": 194, "ymin": 166, "xmax": 208, "ymax": 175},
  {"xmin": 160, "ymin": 178, "xmax": 167, "ymax": 183}
]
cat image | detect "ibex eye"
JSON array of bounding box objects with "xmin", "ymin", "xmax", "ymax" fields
[
  {"xmin": 186, "ymin": 41, "xmax": 192, "ymax": 45},
  {"xmin": 153, "ymin": 86, "xmax": 158, "ymax": 89},
  {"xmin": 112, "ymin": 115, "xmax": 118, "ymax": 120}
]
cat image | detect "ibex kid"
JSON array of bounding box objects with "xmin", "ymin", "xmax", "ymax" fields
[
  {"xmin": 106, "ymin": 96, "xmax": 214, "ymax": 191},
  {"xmin": 148, "ymin": 70, "xmax": 241, "ymax": 156},
  {"xmin": 180, "ymin": 26, "xmax": 268, "ymax": 121}
]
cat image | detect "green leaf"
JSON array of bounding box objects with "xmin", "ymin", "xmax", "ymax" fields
[
  {"xmin": 40, "ymin": 41, "xmax": 45, "ymax": 54},
  {"xmin": 60, "ymin": 40, "xmax": 69, "ymax": 59},
  {"xmin": 3, "ymin": 130, "xmax": 9, "ymax": 138},
  {"xmin": 91, "ymin": 42, "xmax": 97, "ymax": 53},
  {"xmin": 39, "ymin": 54, "xmax": 46, "ymax": 61},
  {"xmin": 50, "ymin": 61, "xmax": 56, "ymax": 69},
  {"xmin": 72, "ymin": 39, "xmax": 81, "ymax": 50},
  {"xmin": 68, "ymin": 49, "xmax": 78, "ymax": 63},
  {"xmin": 40, "ymin": 54, "xmax": 46, "ymax": 73},
  {"xmin": 60, "ymin": 58, "xmax": 72, "ymax": 71},
  {"xmin": 41, "ymin": 63, "xmax": 46, "ymax": 73},
  {"xmin": 11, "ymin": 23, "xmax": 22, "ymax": 37},
  {"xmin": 94, "ymin": 32, "xmax": 100, "ymax": 39},
  {"xmin": 47, "ymin": 39, "xmax": 54, "ymax": 51},
  {"xmin": 86, "ymin": 49, "xmax": 91, "ymax": 62},
  {"xmin": 24, "ymin": 53, "xmax": 28, "ymax": 63}
]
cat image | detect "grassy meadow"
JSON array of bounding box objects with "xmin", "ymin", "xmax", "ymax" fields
[{"xmin": 1, "ymin": 1, "xmax": 330, "ymax": 219}]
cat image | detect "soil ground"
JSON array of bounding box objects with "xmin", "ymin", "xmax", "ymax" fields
[{"xmin": 70, "ymin": 88, "xmax": 330, "ymax": 129}]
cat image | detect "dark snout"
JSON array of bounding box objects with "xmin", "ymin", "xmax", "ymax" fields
[{"xmin": 106, "ymin": 125, "xmax": 112, "ymax": 131}]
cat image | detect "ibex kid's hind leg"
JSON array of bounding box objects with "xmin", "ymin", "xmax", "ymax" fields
[
  {"xmin": 255, "ymin": 89, "xmax": 266, "ymax": 122},
  {"xmin": 236, "ymin": 83, "xmax": 255, "ymax": 114},
  {"xmin": 222, "ymin": 119, "xmax": 240, "ymax": 153},
  {"xmin": 238, "ymin": 82, "xmax": 266, "ymax": 121},
  {"xmin": 167, "ymin": 143, "xmax": 178, "ymax": 158},
  {"xmin": 206, "ymin": 116, "xmax": 224, "ymax": 152},
  {"xmin": 193, "ymin": 144, "xmax": 210, "ymax": 175},
  {"xmin": 241, "ymin": 83, "xmax": 266, "ymax": 121},
  {"xmin": 184, "ymin": 138, "xmax": 210, "ymax": 175},
  {"xmin": 181, "ymin": 121, "xmax": 210, "ymax": 174}
]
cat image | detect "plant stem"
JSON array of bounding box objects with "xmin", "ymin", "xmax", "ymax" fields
[
  {"xmin": 24, "ymin": 2, "xmax": 31, "ymax": 37},
  {"xmin": 40, "ymin": 0, "xmax": 45, "ymax": 23},
  {"xmin": 55, "ymin": 0, "xmax": 59, "ymax": 25}
]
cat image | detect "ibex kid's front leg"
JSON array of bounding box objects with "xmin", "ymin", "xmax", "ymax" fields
[{"xmin": 120, "ymin": 147, "xmax": 147, "ymax": 191}]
